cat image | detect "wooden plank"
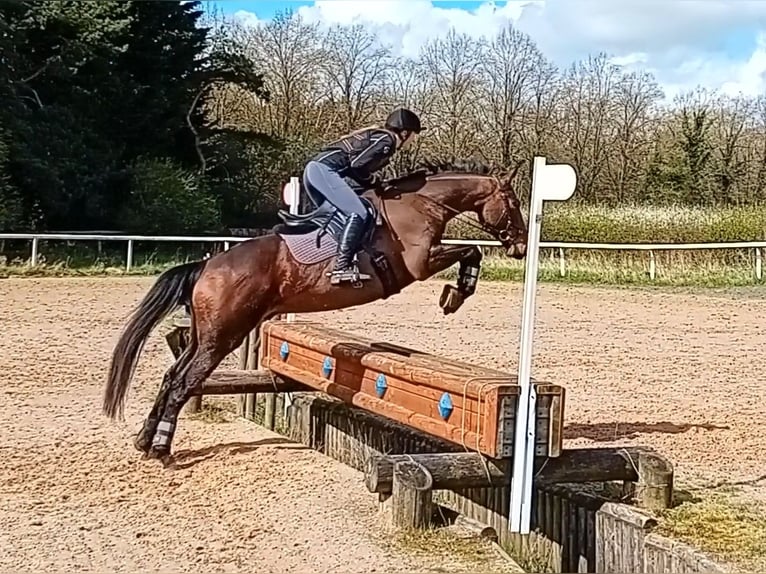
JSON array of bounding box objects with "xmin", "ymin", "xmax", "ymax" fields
[
  {"xmin": 195, "ymin": 370, "xmax": 308, "ymax": 395},
  {"xmin": 365, "ymin": 447, "xmax": 670, "ymax": 494},
  {"xmin": 259, "ymin": 320, "xmax": 565, "ymax": 459},
  {"xmin": 261, "ymin": 358, "xmax": 493, "ymax": 453},
  {"xmin": 263, "ymin": 320, "xmax": 519, "ymax": 391},
  {"xmin": 261, "ymin": 321, "xmax": 564, "ymax": 458}
]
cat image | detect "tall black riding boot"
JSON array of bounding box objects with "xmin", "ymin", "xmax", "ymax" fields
[{"xmin": 329, "ymin": 213, "xmax": 371, "ymax": 285}]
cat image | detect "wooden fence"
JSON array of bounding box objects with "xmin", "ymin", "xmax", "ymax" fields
[{"xmin": 242, "ymin": 390, "xmax": 732, "ymax": 574}]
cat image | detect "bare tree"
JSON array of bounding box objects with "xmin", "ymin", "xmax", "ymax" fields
[
  {"xmin": 418, "ymin": 28, "xmax": 484, "ymax": 161},
  {"xmin": 557, "ymin": 53, "xmax": 621, "ymax": 202},
  {"xmin": 321, "ymin": 24, "xmax": 394, "ymax": 131},
  {"xmin": 379, "ymin": 57, "xmax": 434, "ymax": 172},
  {"xmin": 235, "ymin": 10, "xmax": 327, "ymax": 140},
  {"xmin": 477, "ymin": 23, "xmax": 550, "ymax": 167},
  {"xmin": 604, "ymin": 71, "xmax": 664, "ymax": 202},
  {"xmin": 710, "ymin": 94, "xmax": 751, "ymax": 203}
]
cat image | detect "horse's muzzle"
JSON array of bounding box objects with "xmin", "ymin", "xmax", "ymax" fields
[
  {"xmin": 506, "ymin": 241, "xmax": 527, "ymax": 259},
  {"xmin": 498, "ymin": 230, "xmax": 527, "ymax": 259}
]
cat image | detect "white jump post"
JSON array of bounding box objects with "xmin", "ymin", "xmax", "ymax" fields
[
  {"xmin": 509, "ymin": 156, "xmax": 577, "ymax": 534},
  {"xmin": 280, "ymin": 176, "xmax": 301, "ymax": 415}
]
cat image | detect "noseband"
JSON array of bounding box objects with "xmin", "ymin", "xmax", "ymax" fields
[{"xmin": 491, "ymin": 189, "xmax": 524, "ymax": 244}]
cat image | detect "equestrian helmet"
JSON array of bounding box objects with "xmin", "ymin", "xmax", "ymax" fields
[{"xmin": 385, "ymin": 107, "xmax": 423, "ymax": 133}]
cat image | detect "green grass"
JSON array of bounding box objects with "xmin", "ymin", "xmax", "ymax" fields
[
  {"xmin": 2, "ymin": 204, "xmax": 766, "ymax": 287},
  {"xmin": 655, "ymin": 490, "xmax": 766, "ymax": 572}
]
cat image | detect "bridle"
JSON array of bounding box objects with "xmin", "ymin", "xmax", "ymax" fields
[{"xmin": 491, "ymin": 187, "xmax": 525, "ymax": 246}]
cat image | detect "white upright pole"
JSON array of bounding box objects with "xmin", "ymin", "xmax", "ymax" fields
[
  {"xmin": 281, "ymin": 176, "xmax": 301, "ymax": 416},
  {"xmin": 509, "ymin": 156, "xmax": 577, "ymax": 534}
]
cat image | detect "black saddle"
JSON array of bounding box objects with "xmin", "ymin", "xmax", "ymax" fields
[{"xmin": 273, "ymin": 184, "xmax": 380, "ymax": 245}]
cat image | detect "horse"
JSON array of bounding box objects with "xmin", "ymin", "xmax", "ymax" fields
[{"xmin": 102, "ymin": 159, "xmax": 529, "ymax": 464}]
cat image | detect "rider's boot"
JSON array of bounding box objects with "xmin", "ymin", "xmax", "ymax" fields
[{"xmin": 329, "ymin": 213, "xmax": 371, "ymax": 285}]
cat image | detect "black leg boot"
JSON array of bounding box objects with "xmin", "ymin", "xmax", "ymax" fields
[{"xmin": 329, "ymin": 213, "xmax": 371, "ymax": 285}]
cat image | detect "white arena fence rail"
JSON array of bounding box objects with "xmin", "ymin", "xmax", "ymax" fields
[{"xmin": 0, "ymin": 233, "xmax": 764, "ymax": 281}]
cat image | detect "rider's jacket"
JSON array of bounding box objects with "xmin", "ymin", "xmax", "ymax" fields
[{"xmin": 310, "ymin": 127, "xmax": 398, "ymax": 191}]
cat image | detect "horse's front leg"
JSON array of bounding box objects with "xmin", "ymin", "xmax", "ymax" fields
[{"xmin": 428, "ymin": 244, "xmax": 482, "ymax": 315}]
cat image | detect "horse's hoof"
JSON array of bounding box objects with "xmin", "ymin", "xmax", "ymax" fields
[
  {"xmin": 160, "ymin": 454, "xmax": 176, "ymax": 469},
  {"xmin": 133, "ymin": 434, "xmax": 151, "ymax": 454},
  {"xmin": 439, "ymin": 284, "xmax": 464, "ymax": 314},
  {"xmin": 146, "ymin": 446, "xmax": 171, "ymax": 461}
]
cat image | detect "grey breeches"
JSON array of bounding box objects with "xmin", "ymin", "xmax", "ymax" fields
[{"xmin": 302, "ymin": 161, "xmax": 367, "ymax": 219}]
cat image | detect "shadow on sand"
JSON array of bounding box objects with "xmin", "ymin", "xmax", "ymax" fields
[
  {"xmin": 564, "ymin": 420, "xmax": 731, "ymax": 442},
  {"xmin": 167, "ymin": 437, "xmax": 305, "ymax": 470}
]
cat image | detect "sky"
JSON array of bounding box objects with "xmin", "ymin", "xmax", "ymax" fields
[{"xmin": 207, "ymin": 0, "xmax": 766, "ymax": 102}]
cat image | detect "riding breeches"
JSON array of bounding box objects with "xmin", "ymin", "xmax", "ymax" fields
[{"xmin": 302, "ymin": 161, "xmax": 367, "ymax": 219}]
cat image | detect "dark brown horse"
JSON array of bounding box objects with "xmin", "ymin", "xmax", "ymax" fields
[{"xmin": 103, "ymin": 160, "xmax": 529, "ymax": 463}]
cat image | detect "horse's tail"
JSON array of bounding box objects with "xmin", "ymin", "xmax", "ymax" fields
[{"xmin": 103, "ymin": 260, "xmax": 206, "ymax": 421}]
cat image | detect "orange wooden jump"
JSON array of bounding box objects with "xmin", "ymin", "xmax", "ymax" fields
[{"xmin": 259, "ymin": 320, "xmax": 565, "ymax": 460}]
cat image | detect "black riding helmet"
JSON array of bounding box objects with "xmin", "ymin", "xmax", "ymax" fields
[{"xmin": 385, "ymin": 107, "xmax": 423, "ymax": 134}]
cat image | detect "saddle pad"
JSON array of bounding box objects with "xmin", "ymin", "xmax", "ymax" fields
[{"xmin": 278, "ymin": 228, "xmax": 338, "ymax": 265}]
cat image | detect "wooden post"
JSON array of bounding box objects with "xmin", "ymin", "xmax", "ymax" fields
[
  {"xmin": 264, "ymin": 390, "xmax": 276, "ymax": 430},
  {"xmin": 245, "ymin": 329, "xmax": 259, "ymax": 420},
  {"xmin": 391, "ymin": 460, "xmax": 433, "ymax": 530},
  {"xmin": 236, "ymin": 332, "xmax": 250, "ymax": 418},
  {"xmin": 636, "ymin": 451, "xmax": 674, "ymax": 512}
]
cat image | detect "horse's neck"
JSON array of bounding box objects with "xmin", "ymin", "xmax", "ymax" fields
[
  {"xmin": 415, "ymin": 175, "xmax": 490, "ymax": 217},
  {"xmin": 372, "ymin": 173, "xmax": 490, "ymax": 227}
]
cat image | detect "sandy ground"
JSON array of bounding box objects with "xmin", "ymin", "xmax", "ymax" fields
[{"xmin": 1, "ymin": 276, "xmax": 765, "ymax": 571}]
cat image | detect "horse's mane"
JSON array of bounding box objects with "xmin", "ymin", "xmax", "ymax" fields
[
  {"xmin": 381, "ymin": 156, "xmax": 522, "ymax": 196},
  {"xmin": 404, "ymin": 157, "xmax": 508, "ymax": 178}
]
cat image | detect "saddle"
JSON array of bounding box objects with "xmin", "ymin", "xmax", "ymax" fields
[{"xmin": 273, "ymin": 184, "xmax": 381, "ymax": 247}]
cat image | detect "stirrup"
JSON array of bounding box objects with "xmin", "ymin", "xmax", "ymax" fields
[{"xmin": 328, "ymin": 259, "xmax": 371, "ymax": 286}]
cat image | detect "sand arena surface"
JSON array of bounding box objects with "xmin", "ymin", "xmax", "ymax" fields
[{"xmin": 1, "ymin": 276, "xmax": 765, "ymax": 571}]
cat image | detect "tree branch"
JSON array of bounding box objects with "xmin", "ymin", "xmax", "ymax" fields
[{"xmin": 187, "ymin": 84, "xmax": 212, "ymax": 173}]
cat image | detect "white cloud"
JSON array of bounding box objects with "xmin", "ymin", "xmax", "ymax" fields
[{"xmin": 233, "ymin": 0, "xmax": 766, "ymax": 101}]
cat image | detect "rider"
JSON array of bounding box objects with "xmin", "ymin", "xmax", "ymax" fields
[{"xmin": 302, "ymin": 107, "xmax": 423, "ymax": 284}]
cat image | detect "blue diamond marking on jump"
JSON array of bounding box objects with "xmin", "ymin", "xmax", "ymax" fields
[
  {"xmin": 279, "ymin": 341, "xmax": 289, "ymax": 360},
  {"xmin": 438, "ymin": 392, "xmax": 453, "ymax": 420},
  {"xmin": 375, "ymin": 374, "xmax": 388, "ymax": 398},
  {"xmin": 322, "ymin": 356, "xmax": 333, "ymax": 378}
]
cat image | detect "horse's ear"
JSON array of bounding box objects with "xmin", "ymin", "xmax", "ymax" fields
[
  {"xmin": 507, "ymin": 159, "xmax": 526, "ymax": 186},
  {"xmin": 498, "ymin": 159, "xmax": 525, "ymax": 189}
]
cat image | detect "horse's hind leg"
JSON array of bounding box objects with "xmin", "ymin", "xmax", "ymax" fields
[
  {"xmin": 134, "ymin": 341, "xmax": 196, "ymax": 454},
  {"xmin": 146, "ymin": 326, "xmax": 244, "ymax": 463}
]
